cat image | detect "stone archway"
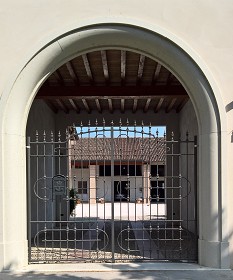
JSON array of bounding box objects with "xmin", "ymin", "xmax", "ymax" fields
[{"xmin": 0, "ymin": 23, "xmax": 228, "ymax": 269}]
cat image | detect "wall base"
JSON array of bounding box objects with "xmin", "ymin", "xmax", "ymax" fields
[
  {"xmin": 199, "ymin": 239, "xmax": 230, "ymax": 268},
  {"xmin": 0, "ymin": 240, "xmax": 28, "ymax": 271}
]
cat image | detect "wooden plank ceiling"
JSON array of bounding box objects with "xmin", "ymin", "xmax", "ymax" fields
[{"xmin": 36, "ymin": 50, "xmax": 189, "ymax": 114}]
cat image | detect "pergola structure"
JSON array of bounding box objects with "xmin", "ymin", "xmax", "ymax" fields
[{"xmin": 36, "ymin": 50, "xmax": 189, "ymax": 114}]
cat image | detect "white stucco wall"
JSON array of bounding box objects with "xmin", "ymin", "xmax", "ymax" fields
[
  {"xmin": 179, "ymin": 100, "xmax": 198, "ymax": 234},
  {"xmin": 0, "ymin": 0, "xmax": 233, "ymax": 270},
  {"xmin": 27, "ymin": 100, "xmax": 57, "ymax": 238},
  {"xmin": 0, "ymin": 1, "xmax": 232, "ymax": 108}
]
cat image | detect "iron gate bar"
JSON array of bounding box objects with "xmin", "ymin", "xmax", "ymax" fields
[
  {"xmin": 111, "ymin": 124, "xmax": 115, "ymax": 262},
  {"xmin": 27, "ymin": 121, "xmax": 198, "ymax": 263}
]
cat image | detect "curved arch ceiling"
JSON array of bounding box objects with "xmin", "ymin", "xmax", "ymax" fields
[{"xmin": 37, "ymin": 49, "xmax": 188, "ymax": 114}]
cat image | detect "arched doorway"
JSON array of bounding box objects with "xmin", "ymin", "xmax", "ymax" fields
[
  {"xmin": 27, "ymin": 49, "xmax": 198, "ymax": 263},
  {"xmin": 0, "ymin": 24, "xmax": 228, "ymax": 269}
]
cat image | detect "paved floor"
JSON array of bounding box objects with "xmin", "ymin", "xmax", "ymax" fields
[{"xmin": 1, "ymin": 263, "xmax": 233, "ymax": 280}]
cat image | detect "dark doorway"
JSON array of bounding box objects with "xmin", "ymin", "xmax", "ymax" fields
[
  {"xmin": 150, "ymin": 181, "xmax": 165, "ymax": 203},
  {"xmin": 114, "ymin": 181, "xmax": 130, "ymax": 201}
]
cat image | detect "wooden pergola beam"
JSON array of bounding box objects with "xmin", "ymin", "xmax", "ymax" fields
[
  {"xmin": 69, "ymin": 99, "xmax": 80, "ymax": 113},
  {"xmin": 95, "ymin": 99, "xmax": 102, "ymax": 113},
  {"xmin": 56, "ymin": 99, "xmax": 69, "ymax": 114},
  {"xmin": 143, "ymin": 98, "xmax": 151, "ymax": 113},
  {"xmin": 53, "ymin": 69, "xmax": 64, "ymax": 86},
  {"xmin": 44, "ymin": 100, "xmax": 58, "ymax": 114},
  {"xmin": 37, "ymin": 85, "xmax": 187, "ymax": 98},
  {"xmin": 101, "ymin": 50, "xmax": 109, "ymax": 84},
  {"xmin": 82, "ymin": 98, "xmax": 91, "ymax": 113},
  {"xmin": 137, "ymin": 54, "xmax": 145, "ymax": 85},
  {"xmin": 132, "ymin": 99, "xmax": 138, "ymax": 113},
  {"xmin": 82, "ymin": 54, "xmax": 93, "ymax": 84},
  {"xmin": 154, "ymin": 98, "xmax": 164, "ymax": 113},
  {"xmin": 108, "ymin": 98, "xmax": 113, "ymax": 113},
  {"xmin": 153, "ymin": 63, "xmax": 161, "ymax": 84},
  {"xmin": 166, "ymin": 98, "xmax": 177, "ymax": 113},
  {"xmin": 121, "ymin": 50, "xmax": 126, "ymax": 85},
  {"xmin": 166, "ymin": 72, "xmax": 173, "ymax": 86},
  {"xmin": 176, "ymin": 97, "xmax": 189, "ymax": 113},
  {"xmin": 121, "ymin": 98, "xmax": 125, "ymax": 113},
  {"xmin": 66, "ymin": 61, "xmax": 79, "ymax": 85}
]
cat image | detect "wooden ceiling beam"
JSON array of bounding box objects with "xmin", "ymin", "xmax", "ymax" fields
[
  {"xmin": 108, "ymin": 98, "xmax": 113, "ymax": 113},
  {"xmin": 82, "ymin": 99, "xmax": 91, "ymax": 113},
  {"xmin": 166, "ymin": 72, "xmax": 173, "ymax": 86},
  {"xmin": 166, "ymin": 98, "xmax": 177, "ymax": 113},
  {"xmin": 121, "ymin": 50, "xmax": 126, "ymax": 85},
  {"xmin": 37, "ymin": 85, "xmax": 187, "ymax": 98},
  {"xmin": 137, "ymin": 54, "xmax": 145, "ymax": 85},
  {"xmin": 176, "ymin": 97, "xmax": 189, "ymax": 113},
  {"xmin": 69, "ymin": 99, "xmax": 80, "ymax": 113},
  {"xmin": 66, "ymin": 61, "xmax": 79, "ymax": 85},
  {"xmin": 154, "ymin": 98, "xmax": 164, "ymax": 113},
  {"xmin": 82, "ymin": 54, "xmax": 93, "ymax": 84},
  {"xmin": 121, "ymin": 99, "xmax": 125, "ymax": 113},
  {"xmin": 101, "ymin": 50, "xmax": 109, "ymax": 84},
  {"xmin": 54, "ymin": 69, "xmax": 64, "ymax": 86},
  {"xmin": 56, "ymin": 99, "xmax": 69, "ymax": 114},
  {"xmin": 132, "ymin": 99, "xmax": 138, "ymax": 113},
  {"xmin": 44, "ymin": 100, "xmax": 58, "ymax": 114},
  {"xmin": 143, "ymin": 98, "xmax": 151, "ymax": 113},
  {"xmin": 95, "ymin": 99, "xmax": 102, "ymax": 113},
  {"xmin": 153, "ymin": 63, "xmax": 161, "ymax": 84}
]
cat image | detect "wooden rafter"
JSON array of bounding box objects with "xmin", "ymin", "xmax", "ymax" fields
[
  {"xmin": 37, "ymin": 85, "xmax": 187, "ymax": 98},
  {"xmin": 121, "ymin": 50, "xmax": 126, "ymax": 85},
  {"xmin": 82, "ymin": 54, "xmax": 93, "ymax": 84},
  {"xmin": 82, "ymin": 99, "xmax": 91, "ymax": 113},
  {"xmin": 137, "ymin": 55, "xmax": 145, "ymax": 85},
  {"xmin": 66, "ymin": 61, "xmax": 79, "ymax": 85},
  {"xmin": 56, "ymin": 99, "xmax": 69, "ymax": 114},
  {"xmin": 176, "ymin": 97, "xmax": 189, "ymax": 113},
  {"xmin": 44, "ymin": 100, "xmax": 58, "ymax": 113},
  {"xmin": 69, "ymin": 99, "xmax": 80, "ymax": 113},
  {"xmin": 166, "ymin": 72, "xmax": 173, "ymax": 86},
  {"xmin": 132, "ymin": 99, "xmax": 138, "ymax": 113},
  {"xmin": 143, "ymin": 98, "xmax": 151, "ymax": 113},
  {"xmin": 153, "ymin": 63, "xmax": 161, "ymax": 84},
  {"xmin": 101, "ymin": 50, "xmax": 109, "ymax": 84},
  {"xmin": 121, "ymin": 99, "xmax": 125, "ymax": 113},
  {"xmin": 108, "ymin": 98, "xmax": 113, "ymax": 113},
  {"xmin": 166, "ymin": 98, "xmax": 177, "ymax": 113},
  {"xmin": 95, "ymin": 99, "xmax": 102, "ymax": 113},
  {"xmin": 154, "ymin": 98, "xmax": 164, "ymax": 113},
  {"xmin": 54, "ymin": 69, "xmax": 64, "ymax": 85}
]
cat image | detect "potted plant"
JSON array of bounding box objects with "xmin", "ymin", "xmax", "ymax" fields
[
  {"xmin": 136, "ymin": 197, "xmax": 143, "ymax": 204},
  {"xmin": 75, "ymin": 194, "xmax": 81, "ymax": 204},
  {"xmin": 69, "ymin": 189, "xmax": 76, "ymax": 214},
  {"xmin": 98, "ymin": 197, "xmax": 105, "ymax": 204}
]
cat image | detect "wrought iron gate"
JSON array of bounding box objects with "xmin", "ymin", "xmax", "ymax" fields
[{"xmin": 27, "ymin": 121, "xmax": 198, "ymax": 263}]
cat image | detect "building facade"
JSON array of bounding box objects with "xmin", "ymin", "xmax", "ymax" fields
[{"xmin": 0, "ymin": 0, "xmax": 233, "ymax": 270}]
